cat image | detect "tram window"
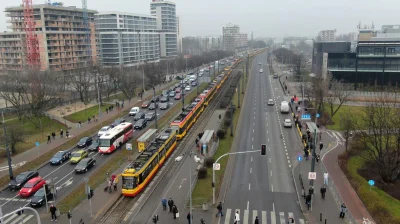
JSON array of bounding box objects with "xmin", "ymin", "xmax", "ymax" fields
[{"xmin": 122, "ymin": 176, "xmax": 136, "ymax": 189}]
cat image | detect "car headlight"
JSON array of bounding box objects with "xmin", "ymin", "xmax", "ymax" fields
[
  {"xmin": 16, "ymin": 183, "xmax": 21, "ymax": 186},
  {"xmin": 28, "ymin": 189, "xmax": 32, "ymax": 192},
  {"xmin": 38, "ymin": 199, "xmax": 43, "ymax": 203}
]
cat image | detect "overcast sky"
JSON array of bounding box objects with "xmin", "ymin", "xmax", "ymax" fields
[{"xmin": 1, "ymin": 0, "xmax": 399, "ymax": 39}]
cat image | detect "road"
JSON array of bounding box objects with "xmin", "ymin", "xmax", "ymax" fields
[
  {"xmin": 0, "ymin": 68, "xmax": 218, "ymax": 224},
  {"xmin": 219, "ymin": 52, "xmax": 306, "ymax": 223}
]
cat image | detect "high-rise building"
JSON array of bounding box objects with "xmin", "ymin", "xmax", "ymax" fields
[
  {"xmin": 318, "ymin": 29, "xmax": 336, "ymax": 42},
  {"xmin": 222, "ymin": 24, "xmax": 248, "ymax": 51},
  {"xmin": 95, "ymin": 12, "xmax": 160, "ymax": 67},
  {"xmin": 150, "ymin": 0, "xmax": 178, "ymax": 57},
  {"xmin": 177, "ymin": 16, "xmax": 182, "ymax": 53},
  {"xmin": 0, "ymin": 3, "xmax": 97, "ymax": 71}
]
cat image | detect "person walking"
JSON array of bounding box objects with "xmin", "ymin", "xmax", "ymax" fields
[
  {"xmin": 323, "ymin": 172, "xmax": 329, "ymax": 185},
  {"xmin": 78, "ymin": 121, "xmax": 82, "ymax": 128},
  {"xmin": 320, "ymin": 142, "xmax": 323, "ymax": 151},
  {"xmin": 306, "ymin": 193, "xmax": 311, "ymax": 210},
  {"xmin": 254, "ymin": 216, "xmax": 259, "ymax": 224},
  {"xmin": 216, "ymin": 202, "xmax": 223, "ymax": 217},
  {"xmin": 161, "ymin": 198, "xmax": 167, "ymax": 211},
  {"xmin": 168, "ymin": 198, "xmax": 174, "ymax": 212},
  {"xmin": 66, "ymin": 130, "xmax": 70, "ymax": 138},
  {"xmin": 320, "ymin": 185, "xmax": 326, "ymax": 199},
  {"xmin": 108, "ymin": 179, "xmax": 112, "ymax": 193},
  {"xmin": 51, "ymin": 132, "xmax": 56, "ymax": 140},
  {"xmin": 60, "ymin": 129, "xmax": 63, "ymax": 138},
  {"xmin": 288, "ymin": 216, "xmax": 294, "ymax": 223},
  {"xmin": 47, "ymin": 134, "xmax": 51, "ymax": 144},
  {"xmin": 339, "ymin": 203, "xmax": 347, "ymax": 218},
  {"xmin": 234, "ymin": 211, "xmax": 240, "ymax": 224},
  {"xmin": 50, "ymin": 204, "xmax": 57, "ymax": 221},
  {"xmin": 172, "ymin": 205, "xmax": 179, "ymax": 219},
  {"xmin": 187, "ymin": 212, "xmax": 192, "ymax": 224},
  {"xmin": 308, "ymin": 186, "xmax": 314, "ymax": 195}
]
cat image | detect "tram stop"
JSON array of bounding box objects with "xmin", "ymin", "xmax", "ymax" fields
[{"xmin": 199, "ymin": 130, "xmax": 217, "ymax": 156}]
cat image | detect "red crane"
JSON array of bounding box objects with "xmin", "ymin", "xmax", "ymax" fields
[{"xmin": 22, "ymin": 0, "xmax": 40, "ymax": 68}]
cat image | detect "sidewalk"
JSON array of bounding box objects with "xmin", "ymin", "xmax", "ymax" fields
[{"xmin": 0, "ymin": 81, "xmax": 175, "ymax": 183}]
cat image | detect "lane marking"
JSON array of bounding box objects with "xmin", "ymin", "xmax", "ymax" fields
[
  {"xmin": 271, "ymin": 184, "xmax": 274, "ymax": 192},
  {"xmin": 262, "ymin": 211, "xmax": 267, "ymax": 224},
  {"xmin": 224, "ymin": 209, "xmax": 231, "ymax": 224},
  {"xmin": 270, "ymin": 170, "xmax": 272, "ymax": 176},
  {"xmin": 247, "ymin": 201, "xmax": 249, "ymax": 210},
  {"xmin": 249, "ymin": 183, "xmax": 251, "ymax": 190},
  {"xmin": 253, "ymin": 129, "xmax": 254, "ymax": 132},
  {"xmin": 252, "ymin": 145, "xmax": 254, "ymax": 149},
  {"xmin": 269, "ymin": 158, "xmax": 271, "ymax": 162},
  {"xmin": 273, "ymin": 202, "xmax": 275, "ymax": 211},
  {"xmin": 268, "ymin": 138, "xmax": 269, "ymax": 142},
  {"xmin": 250, "ymin": 168, "xmax": 252, "ymax": 173},
  {"xmin": 251, "ymin": 157, "xmax": 253, "ymax": 162},
  {"xmin": 252, "ymin": 137, "xmax": 254, "ymax": 141}
]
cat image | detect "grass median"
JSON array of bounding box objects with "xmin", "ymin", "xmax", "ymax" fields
[{"xmin": 64, "ymin": 104, "xmax": 112, "ymax": 123}]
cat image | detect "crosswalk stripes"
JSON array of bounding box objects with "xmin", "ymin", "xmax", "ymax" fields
[
  {"xmin": 3, "ymin": 213, "xmax": 34, "ymax": 224},
  {"xmin": 220, "ymin": 208, "xmax": 305, "ymax": 224}
]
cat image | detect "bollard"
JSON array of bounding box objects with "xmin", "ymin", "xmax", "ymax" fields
[{"xmin": 320, "ymin": 213, "xmax": 322, "ymax": 221}]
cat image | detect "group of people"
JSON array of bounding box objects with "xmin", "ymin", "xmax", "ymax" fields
[
  {"xmin": 106, "ymin": 174, "xmax": 118, "ymax": 193},
  {"xmin": 161, "ymin": 198, "xmax": 179, "ymax": 219},
  {"xmin": 47, "ymin": 129, "xmax": 70, "ymax": 144}
]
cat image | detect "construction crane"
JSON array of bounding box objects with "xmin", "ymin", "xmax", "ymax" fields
[
  {"xmin": 22, "ymin": 0, "xmax": 40, "ymax": 68},
  {"xmin": 82, "ymin": 0, "xmax": 92, "ymax": 64}
]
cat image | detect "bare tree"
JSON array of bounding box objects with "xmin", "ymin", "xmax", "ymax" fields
[
  {"xmin": 0, "ymin": 71, "xmax": 27, "ymax": 121},
  {"xmin": 353, "ymin": 93, "xmax": 400, "ymax": 183},
  {"xmin": 69, "ymin": 66, "xmax": 93, "ymax": 103},
  {"xmin": 340, "ymin": 114, "xmax": 354, "ymax": 153},
  {"xmin": 114, "ymin": 67, "xmax": 140, "ymax": 105},
  {"xmin": 293, "ymin": 53, "xmax": 305, "ymax": 77},
  {"xmin": 5, "ymin": 124, "xmax": 25, "ymax": 154},
  {"xmin": 324, "ymin": 75, "xmax": 352, "ymax": 123}
]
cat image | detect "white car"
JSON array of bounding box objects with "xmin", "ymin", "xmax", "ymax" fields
[
  {"xmin": 267, "ymin": 99, "xmax": 274, "ymax": 105},
  {"xmin": 259, "ymin": 69, "xmax": 263, "ymax": 73},
  {"xmin": 129, "ymin": 106, "xmax": 140, "ymax": 116},
  {"xmin": 98, "ymin": 126, "xmax": 111, "ymax": 137},
  {"xmin": 199, "ymin": 72, "xmax": 203, "ymax": 77},
  {"xmin": 175, "ymin": 155, "xmax": 183, "ymax": 162},
  {"xmin": 283, "ymin": 119, "xmax": 292, "ymax": 128},
  {"xmin": 185, "ymin": 86, "xmax": 191, "ymax": 91}
]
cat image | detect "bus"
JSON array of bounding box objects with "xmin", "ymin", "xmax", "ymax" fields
[{"xmin": 98, "ymin": 122, "xmax": 134, "ymax": 154}]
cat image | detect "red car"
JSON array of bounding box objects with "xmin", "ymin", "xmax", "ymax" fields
[
  {"xmin": 174, "ymin": 94, "xmax": 181, "ymax": 100},
  {"xmin": 19, "ymin": 177, "xmax": 46, "ymax": 197},
  {"xmin": 141, "ymin": 101, "xmax": 150, "ymax": 108},
  {"xmin": 175, "ymin": 88, "xmax": 181, "ymax": 93}
]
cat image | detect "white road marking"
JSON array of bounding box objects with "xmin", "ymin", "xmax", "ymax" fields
[
  {"xmin": 252, "ymin": 137, "xmax": 254, "ymax": 141},
  {"xmin": 280, "ymin": 212, "xmax": 286, "ymax": 224},
  {"xmin": 269, "ymin": 158, "xmax": 271, "ymax": 162},
  {"xmin": 271, "ymin": 184, "xmax": 274, "ymax": 192},
  {"xmin": 270, "ymin": 171, "xmax": 272, "ymax": 176},
  {"xmin": 268, "ymin": 138, "xmax": 269, "ymax": 142},
  {"xmin": 288, "ymin": 159, "xmax": 290, "ymax": 164},
  {"xmin": 250, "ymin": 168, "xmax": 252, "ymax": 173},
  {"xmin": 253, "ymin": 129, "xmax": 254, "ymax": 132},
  {"xmin": 273, "ymin": 203, "xmax": 275, "ymax": 211},
  {"xmin": 54, "ymin": 169, "xmax": 75, "ymax": 185},
  {"xmin": 249, "ymin": 183, "xmax": 251, "ymax": 190},
  {"xmin": 224, "ymin": 209, "xmax": 231, "ymax": 224},
  {"xmin": 252, "ymin": 145, "xmax": 254, "ymax": 149},
  {"xmin": 243, "ymin": 210, "xmax": 249, "ymax": 224},
  {"xmin": 262, "ymin": 211, "xmax": 267, "ymax": 224},
  {"xmin": 247, "ymin": 201, "xmax": 249, "ymax": 210},
  {"xmin": 251, "ymin": 157, "xmax": 253, "ymax": 162}
]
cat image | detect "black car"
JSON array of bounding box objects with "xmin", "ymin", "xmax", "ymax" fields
[
  {"xmin": 145, "ymin": 112, "xmax": 156, "ymax": 121},
  {"xmin": 50, "ymin": 150, "xmax": 71, "ymax": 165},
  {"xmin": 9, "ymin": 171, "xmax": 39, "ymax": 190},
  {"xmin": 75, "ymin": 158, "xmax": 96, "ymax": 173},
  {"xmin": 111, "ymin": 118, "xmax": 126, "ymax": 128},
  {"xmin": 169, "ymin": 91, "xmax": 175, "ymax": 97},
  {"xmin": 134, "ymin": 119, "xmax": 147, "ymax": 130},
  {"xmin": 151, "ymin": 96, "xmax": 160, "ymax": 102},
  {"xmin": 133, "ymin": 112, "xmax": 145, "ymax": 121},
  {"xmin": 87, "ymin": 140, "xmax": 100, "ymax": 152},
  {"xmin": 77, "ymin": 137, "xmax": 93, "ymax": 148},
  {"xmin": 159, "ymin": 102, "xmax": 170, "ymax": 110},
  {"xmin": 148, "ymin": 103, "xmax": 158, "ymax": 110},
  {"xmin": 162, "ymin": 90, "xmax": 169, "ymax": 97},
  {"xmin": 29, "ymin": 186, "xmax": 53, "ymax": 207},
  {"xmin": 160, "ymin": 96, "xmax": 169, "ymax": 102}
]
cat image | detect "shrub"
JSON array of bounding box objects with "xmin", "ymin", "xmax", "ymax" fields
[
  {"xmin": 204, "ymin": 157, "xmax": 215, "ymax": 168},
  {"xmin": 224, "ymin": 118, "xmax": 232, "ymax": 127},
  {"xmin": 198, "ymin": 167, "xmax": 208, "ymax": 179},
  {"xmin": 217, "ymin": 129, "xmax": 226, "ymax": 139}
]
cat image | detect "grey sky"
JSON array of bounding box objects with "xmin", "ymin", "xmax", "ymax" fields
[{"xmin": 1, "ymin": 0, "xmax": 399, "ymax": 39}]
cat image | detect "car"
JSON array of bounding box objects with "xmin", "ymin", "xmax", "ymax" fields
[
  {"xmin": 191, "ymin": 81, "xmax": 197, "ymax": 86},
  {"xmin": 29, "ymin": 186, "xmax": 53, "ymax": 207},
  {"xmin": 98, "ymin": 126, "xmax": 111, "ymax": 137},
  {"xmin": 70, "ymin": 150, "xmax": 89, "ymax": 164},
  {"xmin": 259, "ymin": 69, "xmax": 263, "ymax": 73},
  {"xmin": 185, "ymin": 86, "xmax": 191, "ymax": 91},
  {"xmin": 75, "ymin": 158, "xmax": 96, "ymax": 173},
  {"xmin": 134, "ymin": 119, "xmax": 147, "ymax": 130},
  {"xmin": 133, "ymin": 112, "xmax": 145, "ymax": 121},
  {"xmin": 198, "ymin": 73, "xmax": 203, "ymax": 77},
  {"xmin": 151, "ymin": 96, "xmax": 160, "ymax": 102},
  {"xmin": 9, "ymin": 171, "xmax": 39, "ymax": 190},
  {"xmin": 111, "ymin": 118, "xmax": 126, "ymax": 128},
  {"xmin": 159, "ymin": 102, "xmax": 170, "ymax": 110},
  {"xmin": 175, "ymin": 94, "xmax": 182, "ymax": 100},
  {"xmin": 50, "ymin": 150, "xmax": 71, "ymax": 165},
  {"xmin": 145, "ymin": 112, "xmax": 156, "ymax": 121},
  {"xmin": 160, "ymin": 96, "xmax": 169, "ymax": 102},
  {"xmin": 19, "ymin": 176, "xmax": 46, "ymax": 197},
  {"xmin": 283, "ymin": 119, "xmax": 293, "ymax": 128},
  {"xmin": 77, "ymin": 137, "xmax": 93, "ymax": 148},
  {"xmin": 273, "ymin": 74, "xmax": 278, "ymax": 79},
  {"xmin": 267, "ymin": 99, "xmax": 274, "ymax": 106},
  {"xmin": 87, "ymin": 140, "xmax": 100, "ymax": 152},
  {"xmin": 162, "ymin": 90, "xmax": 169, "ymax": 97},
  {"xmin": 129, "ymin": 107, "xmax": 140, "ymax": 116},
  {"xmin": 141, "ymin": 101, "xmax": 150, "ymax": 108},
  {"xmin": 169, "ymin": 91, "xmax": 175, "ymax": 97},
  {"xmin": 148, "ymin": 103, "xmax": 158, "ymax": 110},
  {"xmin": 175, "ymin": 88, "xmax": 181, "ymax": 93}
]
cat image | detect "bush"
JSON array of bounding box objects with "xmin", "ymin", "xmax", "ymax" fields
[
  {"xmin": 198, "ymin": 167, "xmax": 208, "ymax": 179},
  {"xmin": 204, "ymin": 157, "xmax": 215, "ymax": 168},
  {"xmin": 217, "ymin": 129, "xmax": 226, "ymax": 139},
  {"xmin": 224, "ymin": 118, "xmax": 232, "ymax": 127}
]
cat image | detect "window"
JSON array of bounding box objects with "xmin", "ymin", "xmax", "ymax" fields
[{"xmin": 122, "ymin": 176, "xmax": 136, "ymax": 189}]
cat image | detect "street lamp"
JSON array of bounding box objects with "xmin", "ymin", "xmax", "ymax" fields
[
  {"xmin": 1, "ymin": 111, "xmax": 13, "ymax": 180},
  {"xmin": 153, "ymin": 87, "xmax": 158, "ymax": 129},
  {"xmin": 189, "ymin": 151, "xmax": 194, "ymax": 224}
]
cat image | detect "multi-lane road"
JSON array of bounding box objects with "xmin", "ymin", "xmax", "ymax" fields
[{"xmin": 219, "ymin": 52, "xmax": 305, "ymax": 224}]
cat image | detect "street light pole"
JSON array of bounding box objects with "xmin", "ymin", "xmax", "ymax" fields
[
  {"xmin": 1, "ymin": 111, "xmax": 13, "ymax": 180},
  {"xmin": 153, "ymin": 87, "xmax": 158, "ymax": 129},
  {"xmin": 189, "ymin": 151, "xmax": 193, "ymax": 224},
  {"xmin": 230, "ymin": 101, "xmax": 234, "ymax": 136}
]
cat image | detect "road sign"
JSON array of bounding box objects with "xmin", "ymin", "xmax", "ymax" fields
[
  {"xmin": 35, "ymin": 142, "xmax": 40, "ymax": 147},
  {"xmin": 301, "ymin": 114, "xmax": 311, "ymax": 120},
  {"xmin": 368, "ymin": 180, "xmax": 375, "ymax": 186},
  {"xmin": 308, "ymin": 172, "xmax": 317, "ymax": 180},
  {"xmin": 297, "ymin": 156, "xmax": 303, "ymax": 162},
  {"xmin": 213, "ymin": 163, "xmax": 220, "ymax": 171},
  {"xmin": 126, "ymin": 143, "xmax": 132, "ymax": 151},
  {"xmin": 316, "ymin": 113, "xmax": 320, "ymax": 118}
]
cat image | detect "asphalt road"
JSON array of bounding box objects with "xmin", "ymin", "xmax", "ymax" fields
[
  {"xmin": 0, "ymin": 67, "xmax": 218, "ymax": 223},
  {"xmin": 219, "ymin": 52, "xmax": 306, "ymax": 224}
]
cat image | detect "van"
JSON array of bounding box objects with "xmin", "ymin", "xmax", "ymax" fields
[
  {"xmin": 129, "ymin": 107, "xmax": 140, "ymax": 116},
  {"xmin": 280, "ymin": 101, "xmax": 290, "ymax": 114}
]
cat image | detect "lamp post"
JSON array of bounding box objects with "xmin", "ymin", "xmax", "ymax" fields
[
  {"xmin": 189, "ymin": 151, "xmax": 193, "ymax": 224},
  {"xmin": 1, "ymin": 111, "xmax": 13, "ymax": 180},
  {"xmin": 153, "ymin": 87, "xmax": 158, "ymax": 129}
]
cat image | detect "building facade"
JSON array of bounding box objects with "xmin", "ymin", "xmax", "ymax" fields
[
  {"xmin": 222, "ymin": 24, "xmax": 248, "ymax": 51},
  {"xmin": 0, "ymin": 3, "xmax": 97, "ymax": 71},
  {"xmin": 176, "ymin": 16, "xmax": 182, "ymax": 53},
  {"xmin": 150, "ymin": 0, "xmax": 178, "ymax": 57},
  {"xmin": 95, "ymin": 12, "xmax": 160, "ymax": 67},
  {"xmin": 311, "ymin": 41, "xmax": 351, "ymax": 76},
  {"xmin": 318, "ymin": 29, "xmax": 336, "ymax": 42}
]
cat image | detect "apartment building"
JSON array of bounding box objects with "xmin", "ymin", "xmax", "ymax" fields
[
  {"xmin": 150, "ymin": 0, "xmax": 178, "ymax": 57},
  {"xmin": 318, "ymin": 29, "xmax": 336, "ymax": 42},
  {"xmin": 0, "ymin": 3, "xmax": 97, "ymax": 71},
  {"xmin": 95, "ymin": 12, "xmax": 160, "ymax": 67},
  {"xmin": 177, "ymin": 16, "xmax": 182, "ymax": 53},
  {"xmin": 222, "ymin": 24, "xmax": 248, "ymax": 51}
]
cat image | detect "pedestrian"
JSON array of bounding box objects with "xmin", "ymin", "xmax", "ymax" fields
[
  {"xmin": 113, "ymin": 178, "xmax": 118, "ymax": 191},
  {"xmin": 106, "ymin": 108, "xmax": 109, "ymax": 114},
  {"xmin": 60, "ymin": 129, "xmax": 63, "ymax": 138},
  {"xmin": 50, "ymin": 204, "xmax": 57, "ymax": 221},
  {"xmin": 195, "ymin": 138, "xmax": 199, "ymax": 147},
  {"xmin": 66, "ymin": 130, "xmax": 70, "ymax": 138},
  {"xmin": 309, "ymin": 186, "xmax": 314, "ymax": 195},
  {"xmin": 254, "ymin": 216, "xmax": 259, "ymax": 224},
  {"xmin": 316, "ymin": 154, "xmax": 320, "ymax": 163},
  {"xmin": 79, "ymin": 219, "xmax": 84, "ymax": 224},
  {"xmin": 216, "ymin": 202, "xmax": 223, "ymax": 217},
  {"xmin": 52, "ymin": 132, "xmax": 56, "ymax": 140},
  {"xmin": 47, "ymin": 134, "xmax": 51, "ymax": 144},
  {"xmin": 320, "ymin": 185, "xmax": 326, "ymax": 199},
  {"xmin": 172, "ymin": 205, "xmax": 179, "ymax": 219},
  {"xmin": 88, "ymin": 117, "xmax": 91, "ymax": 124},
  {"xmin": 323, "ymin": 172, "xmax": 329, "ymax": 185},
  {"xmin": 168, "ymin": 198, "xmax": 174, "ymax": 212},
  {"xmin": 306, "ymin": 194, "xmax": 311, "ymax": 210},
  {"xmin": 187, "ymin": 212, "xmax": 192, "ymax": 224},
  {"xmin": 161, "ymin": 198, "xmax": 167, "ymax": 211},
  {"xmin": 92, "ymin": 115, "xmax": 95, "ymax": 122},
  {"xmin": 108, "ymin": 179, "xmax": 112, "ymax": 193},
  {"xmin": 78, "ymin": 121, "xmax": 82, "ymax": 128},
  {"xmin": 320, "ymin": 142, "xmax": 323, "ymax": 151},
  {"xmin": 234, "ymin": 211, "xmax": 240, "ymax": 224},
  {"xmin": 339, "ymin": 203, "xmax": 347, "ymax": 218},
  {"xmin": 301, "ymin": 188, "xmax": 306, "ymax": 199},
  {"xmin": 288, "ymin": 216, "xmax": 294, "ymax": 223}
]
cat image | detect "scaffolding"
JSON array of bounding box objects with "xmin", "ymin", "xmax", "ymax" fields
[{"xmin": 22, "ymin": 0, "xmax": 40, "ymax": 67}]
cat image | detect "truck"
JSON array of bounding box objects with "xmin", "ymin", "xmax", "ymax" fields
[{"xmin": 280, "ymin": 101, "xmax": 290, "ymax": 114}]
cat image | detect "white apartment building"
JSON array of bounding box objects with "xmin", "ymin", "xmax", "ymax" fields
[
  {"xmin": 222, "ymin": 24, "xmax": 248, "ymax": 51},
  {"xmin": 318, "ymin": 29, "xmax": 336, "ymax": 42}
]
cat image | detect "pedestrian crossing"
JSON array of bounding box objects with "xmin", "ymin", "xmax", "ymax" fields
[
  {"xmin": 327, "ymin": 131, "xmax": 346, "ymax": 145},
  {"xmin": 0, "ymin": 197, "xmax": 29, "ymax": 202},
  {"xmin": 219, "ymin": 208, "xmax": 305, "ymax": 224},
  {"xmin": 1, "ymin": 213, "xmax": 34, "ymax": 224}
]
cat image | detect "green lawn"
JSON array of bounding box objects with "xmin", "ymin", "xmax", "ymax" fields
[
  {"xmin": 326, "ymin": 104, "xmax": 364, "ymax": 131},
  {"xmin": 64, "ymin": 104, "xmax": 111, "ymax": 123}
]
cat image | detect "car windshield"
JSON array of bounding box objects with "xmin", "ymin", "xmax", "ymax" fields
[
  {"xmin": 24, "ymin": 182, "xmax": 34, "ymax": 188},
  {"xmin": 77, "ymin": 160, "xmax": 88, "ymax": 166},
  {"xmin": 146, "ymin": 113, "xmax": 153, "ymax": 117},
  {"xmin": 72, "ymin": 152, "xmax": 82, "ymax": 157},
  {"xmin": 79, "ymin": 138, "xmax": 87, "ymax": 144},
  {"xmin": 99, "ymin": 139, "xmax": 111, "ymax": 147},
  {"xmin": 34, "ymin": 188, "xmax": 45, "ymax": 196},
  {"xmin": 16, "ymin": 173, "xmax": 27, "ymax": 182},
  {"xmin": 122, "ymin": 176, "xmax": 137, "ymax": 189},
  {"xmin": 53, "ymin": 152, "xmax": 64, "ymax": 158}
]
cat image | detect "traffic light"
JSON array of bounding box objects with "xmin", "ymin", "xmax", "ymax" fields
[
  {"xmin": 67, "ymin": 211, "xmax": 72, "ymax": 219},
  {"xmin": 261, "ymin": 144, "xmax": 266, "ymax": 156}
]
